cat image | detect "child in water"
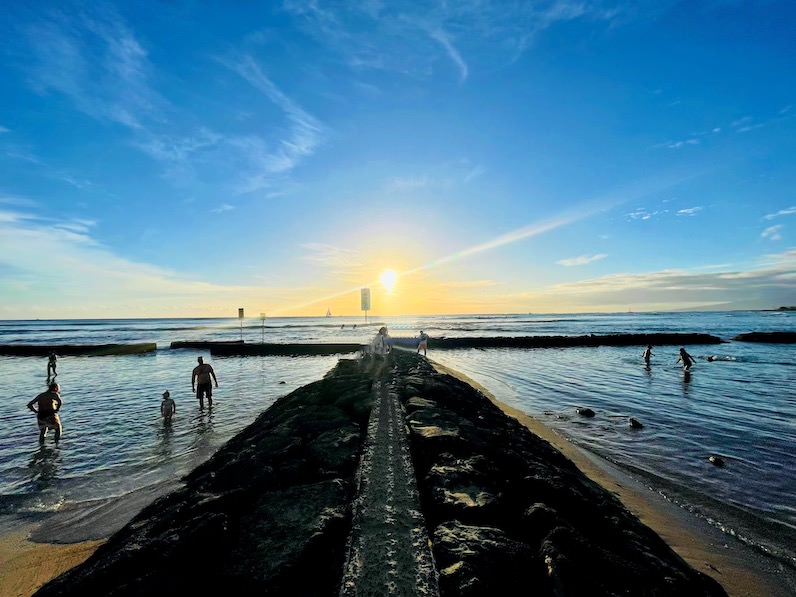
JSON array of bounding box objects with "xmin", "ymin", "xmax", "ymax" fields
[
  {"xmin": 676, "ymin": 348, "xmax": 696, "ymax": 371},
  {"xmin": 160, "ymin": 390, "xmax": 176, "ymax": 422}
]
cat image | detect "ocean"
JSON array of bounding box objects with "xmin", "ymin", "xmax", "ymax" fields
[{"xmin": 0, "ymin": 311, "xmax": 794, "ymax": 582}]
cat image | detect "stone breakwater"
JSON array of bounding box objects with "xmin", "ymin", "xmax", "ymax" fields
[{"xmin": 34, "ymin": 351, "xmax": 726, "ymax": 596}]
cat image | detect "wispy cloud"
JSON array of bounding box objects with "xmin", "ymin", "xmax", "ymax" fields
[
  {"xmin": 0, "ymin": 126, "xmax": 9, "ymax": 133},
  {"xmin": 429, "ymin": 28, "xmax": 468, "ymax": 82},
  {"xmin": 677, "ymin": 206, "xmax": 702, "ymax": 216},
  {"xmin": 658, "ymin": 138, "xmax": 699, "ymax": 149},
  {"xmin": 211, "ymin": 203, "xmax": 235, "ymax": 214},
  {"xmin": 25, "ymin": 7, "xmax": 163, "ymax": 131},
  {"xmin": 513, "ymin": 256, "xmax": 796, "ymax": 311},
  {"xmin": 464, "ymin": 164, "xmax": 486, "ymax": 183},
  {"xmin": 761, "ymin": 225, "xmax": 782, "ymax": 240},
  {"xmin": 280, "ymin": 1, "xmax": 621, "ymax": 79},
  {"xmin": 626, "ymin": 207, "xmax": 668, "ymax": 221},
  {"xmin": 224, "ymin": 55, "xmax": 325, "ymax": 191},
  {"xmin": 387, "ymin": 176, "xmax": 429, "ymax": 192},
  {"xmin": 0, "ymin": 209, "xmax": 280, "ymax": 317},
  {"xmin": 764, "ymin": 206, "xmax": 796, "ymax": 220},
  {"xmin": 299, "ymin": 243, "xmax": 363, "ymax": 272},
  {"xmin": 557, "ymin": 253, "xmax": 608, "ymax": 267}
]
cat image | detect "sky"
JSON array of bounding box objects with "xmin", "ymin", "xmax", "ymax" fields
[{"xmin": 1, "ymin": 0, "xmax": 795, "ymax": 319}]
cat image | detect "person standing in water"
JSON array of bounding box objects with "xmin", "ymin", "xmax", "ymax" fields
[
  {"xmin": 642, "ymin": 344, "xmax": 654, "ymax": 367},
  {"xmin": 47, "ymin": 352, "xmax": 57, "ymax": 378},
  {"xmin": 160, "ymin": 390, "xmax": 176, "ymax": 422},
  {"xmin": 677, "ymin": 347, "xmax": 696, "ymax": 371},
  {"xmin": 191, "ymin": 356, "xmax": 218, "ymax": 409},
  {"xmin": 27, "ymin": 382, "xmax": 63, "ymax": 443}
]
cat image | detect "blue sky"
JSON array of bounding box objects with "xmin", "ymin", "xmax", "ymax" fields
[{"xmin": 1, "ymin": 0, "xmax": 794, "ymax": 318}]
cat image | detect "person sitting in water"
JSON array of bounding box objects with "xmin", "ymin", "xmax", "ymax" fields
[{"xmin": 677, "ymin": 347, "xmax": 696, "ymax": 371}]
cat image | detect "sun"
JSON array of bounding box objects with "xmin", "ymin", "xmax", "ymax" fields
[{"xmin": 380, "ymin": 269, "xmax": 398, "ymax": 293}]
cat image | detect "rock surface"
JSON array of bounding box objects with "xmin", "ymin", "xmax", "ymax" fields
[
  {"xmin": 34, "ymin": 351, "xmax": 727, "ymax": 596},
  {"xmin": 732, "ymin": 331, "xmax": 796, "ymax": 343}
]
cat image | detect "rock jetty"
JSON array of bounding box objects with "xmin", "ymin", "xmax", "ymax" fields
[
  {"xmin": 35, "ymin": 351, "xmax": 726, "ymax": 596},
  {"xmin": 732, "ymin": 331, "xmax": 796, "ymax": 343},
  {"xmin": 0, "ymin": 343, "xmax": 156, "ymax": 356}
]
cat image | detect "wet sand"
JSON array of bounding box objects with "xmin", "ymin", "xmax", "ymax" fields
[{"xmin": 0, "ymin": 360, "xmax": 785, "ymax": 596}]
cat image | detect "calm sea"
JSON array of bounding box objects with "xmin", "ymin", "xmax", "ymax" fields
[{"xmin": 0, "ymin": 312, "xmax": 793, "ymax": 577}]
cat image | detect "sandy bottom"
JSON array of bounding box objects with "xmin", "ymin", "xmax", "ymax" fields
[
  {"xmin": 0, "ymin": 527, "xmax": 103, "ymax": 597},
  {"xmin": 0, "ymin": 361, "xmax": 786, "ymax": 597}
]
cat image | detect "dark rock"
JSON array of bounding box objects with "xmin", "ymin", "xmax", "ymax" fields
[
  {"xmin": 629, "ymin": 417, "xmax": 644, "ymax": 429},
  {"xmin": 732, "ymin": 332, "xmax": 796, "ymax": 343},
  {"xmin": 0, "ymin": 343, "xmax": 156, "ymax": 356},
  {"xmin": 576, "ymin": 407, "xmax": 595, "ymax": 417},
  {"xmin": 709, "ymin": 455, "xmax": 725, "ymax": 467}
]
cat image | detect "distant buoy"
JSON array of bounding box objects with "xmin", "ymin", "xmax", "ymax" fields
[
  {"xmin": 576, "ymin": 407, "xmax": 595, "ymax": 417},
  {"xmin": 628, "ymin": 417, "xmax": 644, "ymax": 429},
  {"xmin": 708, "ymin": 455, "xmax": 724, "ymax": 467}
]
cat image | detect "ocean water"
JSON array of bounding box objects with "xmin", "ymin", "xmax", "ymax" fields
[{"xmin": 0, "ymin": 312, "xmax": 794, "ymax": 578}]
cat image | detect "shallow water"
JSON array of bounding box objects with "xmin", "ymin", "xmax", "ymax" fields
[{"xmin": 0, "ymin": 311, "xmax": 794, "ymax": 574}]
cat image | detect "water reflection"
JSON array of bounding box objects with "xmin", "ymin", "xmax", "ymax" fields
[
  {"xmin": 155, "ymin": 420, "xmax": 174, "ymax": 460},
  {"xmin": 28, "ymin": 445, "xmax": 61, "ymax": 490}
]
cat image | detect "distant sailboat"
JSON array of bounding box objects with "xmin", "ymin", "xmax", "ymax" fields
[{"xmin": 326, "ymin": 308, "xmax": 332, "ymax": 317}]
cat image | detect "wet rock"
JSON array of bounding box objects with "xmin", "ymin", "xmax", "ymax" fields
[
  {"xmin": 576, "ymin": 407, "xmax": 595, "ymax": 417},
  {"xmin": 708, "ymin": 455, "xmax": 725, "ymax": 467},
  {"xmin": 628, "ymin": 417, "xmax": 644, "ymax": 429}
]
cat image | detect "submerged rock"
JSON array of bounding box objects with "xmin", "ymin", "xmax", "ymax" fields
[{"xmin": 576, "ymin": 407, "xmax": 595, "ymax": 417}]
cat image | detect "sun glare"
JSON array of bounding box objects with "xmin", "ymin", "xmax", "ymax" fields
[{"xmin": 380, "ymin": 269, "xmax": 398, "ymax": 292}]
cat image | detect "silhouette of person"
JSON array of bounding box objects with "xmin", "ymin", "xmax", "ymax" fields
[
  {"xmin": 642, "ymin": 344, "xmax": 654, "ymax": 367},
  {"xmin": 677, "ymin": 347, "xmax": 696, "ymax": 371},
  {"xmin": 28, "ymin": 382, "xmax": 63, "ymax": 443},
  {"xmin": 47, "ymin": 352, "xmax": 57, "ymax": 378},
  {"xmin": 192, "ymin": 356, "xmax": 218, "ymax": 409}
]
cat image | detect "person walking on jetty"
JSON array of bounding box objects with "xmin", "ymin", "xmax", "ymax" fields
[
  {"xmin": 192, "ymin": 356, "xmax": 218, "ymax": 409},
  {"xmin": 417, "ymin": 330, "xmax": 429, "ymax": 356},
  {"xmin": 677, "ymin": 347, "xmax": 696, "ymax": 371},
  {"xmin": 160, "ymin": 390, "xmax": 176, "ymax": 422},
  {"xmin": 47, "ymin": 351, "xmax": 57, "ymax": 378},
  {"xmin": 369, "ymin": 327, "xmax": 391, "ymax": 356},
  {"xmin": 27, "ymin": 382, "xmax": 63, "ymax": 443},
  {"xmin": 642, "ymin": 344, "xmax": 654, "ymax": 367}
]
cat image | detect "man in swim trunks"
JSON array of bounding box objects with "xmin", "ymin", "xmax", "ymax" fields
[
  {"xmin": 27, "ymin": 382, "xmax": 63, "ymax": 443},
  {"xmin": 191, "ymin": 356, "xmax": 218, "ymax": 409}
]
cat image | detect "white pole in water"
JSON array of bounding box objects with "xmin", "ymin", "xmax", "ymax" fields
[
  {"xmin": 238, "ymin": 307, "xmax": 244, "ymax": 342},
  {"xmin": 260, "ymin": 312, "xmax": 266, "ymax": 344}
]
